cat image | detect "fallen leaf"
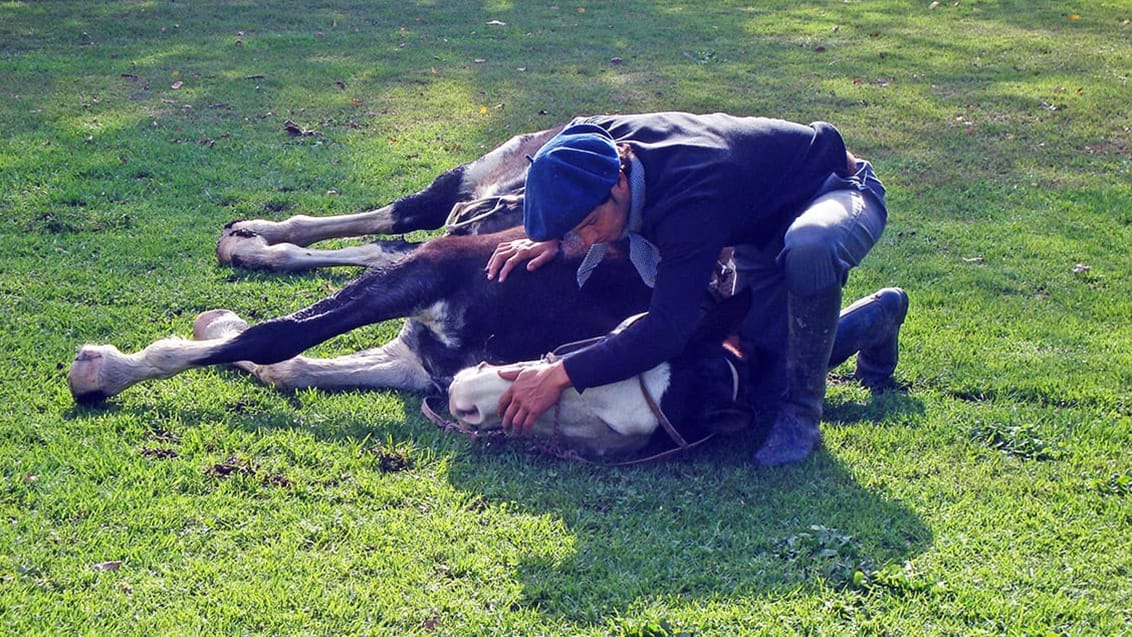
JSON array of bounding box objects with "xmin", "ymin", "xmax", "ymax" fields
[
  {"xmin": 929, "ymin": 1, "xmax": 940, "ymax": 8},
  {"xmin": 1067, "ymin": 13, "xmax": 1080, "ymax": 21},
  {"xmin": 92, "ymin": 561, "xmax": 122, "ymax": 572},
  {"xmin": 1073, "ymin": 263, "xmax": 1090, "ymax": 273},
  {"xmin": 170, "ymin": 81, "xmax": 183, "ymax": 89},
  {"xmin": 283, "ymin": 120, "xmax": 322, "ymax": 137}
]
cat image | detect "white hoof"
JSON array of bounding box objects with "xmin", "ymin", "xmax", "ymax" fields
[
  {"xmin": 68, "ymin": 344, "xmax": 124, "ymax": 402},
  {"xmin": 216, "ymin": 225, "xmax": 272, "ymax": 268},
  {"xmin": 193, "ymin": 309, "xmax": 249, "ymax": 341}
]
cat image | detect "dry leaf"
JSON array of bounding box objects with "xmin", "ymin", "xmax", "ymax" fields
[
  {"xmin": 170, "ymin": 81, "xmax": 183, "ymax": 89},
  {"xmin": 92, "ymin": 561, "xmax": 122, "ymax": 572}
]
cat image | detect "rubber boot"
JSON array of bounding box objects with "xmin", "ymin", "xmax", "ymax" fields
[
  {"xmin": 753, "ymin": 287, "xmax": 842, "ymax": 467},
  {"xmin": 828, "ymin": 288, "xmax": 909, "ymax": 388}
]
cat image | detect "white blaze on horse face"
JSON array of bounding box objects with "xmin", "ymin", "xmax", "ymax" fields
[
  {"xmin": 447, "ymin": 361, "xmax": 672, "ymax": 439},
  {"xmin": 414, "ymin": 301, "xmax": 462, "ymax": 348}
]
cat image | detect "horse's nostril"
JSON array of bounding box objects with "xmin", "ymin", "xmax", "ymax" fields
[{"xmin": 455, "ymin": 406, "xmax": 481, "ymax": 424}]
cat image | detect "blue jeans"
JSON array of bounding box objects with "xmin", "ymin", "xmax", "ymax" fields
[{"xmin": 734, "ymin": 160, "xmax": 888, "ymax": 409}]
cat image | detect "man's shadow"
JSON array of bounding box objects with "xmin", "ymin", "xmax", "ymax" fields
[{"xmin": 445, "ymin": 389, "xmax": 931, "ymax": 627}]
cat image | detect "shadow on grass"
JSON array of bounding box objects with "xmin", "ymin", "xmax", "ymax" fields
[{"xmin": 444, "ymin": 396, "xmax": 931, "ymax": 627}]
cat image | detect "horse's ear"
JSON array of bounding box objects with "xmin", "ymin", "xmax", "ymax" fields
[{"xmin": 694, "ymin": 287, "xmax": 753, "ymax": 344}]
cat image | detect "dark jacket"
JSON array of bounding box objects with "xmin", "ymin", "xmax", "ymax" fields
[{"xmin": 561, "ymin": 112, "xmax": 849, "ymax": 391}]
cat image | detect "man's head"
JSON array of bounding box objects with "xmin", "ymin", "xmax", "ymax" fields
[{"xmin": 524, "ymin": 123, "xmax": 622, "ymax": 242}]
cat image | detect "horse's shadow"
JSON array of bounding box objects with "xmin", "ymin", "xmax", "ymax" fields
[{"xmin": 445, "ymin": 389, "xmax": 931, "ymax": 626}]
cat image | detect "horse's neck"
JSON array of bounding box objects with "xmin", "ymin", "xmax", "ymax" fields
[{"xmin": 554, "ymin": 363, "xmax": 671, "ymax": 438}]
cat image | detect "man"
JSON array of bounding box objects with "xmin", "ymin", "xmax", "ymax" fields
[{"xmin": 485, "ymin": 112, "xmax": 900, "ymax": 466}]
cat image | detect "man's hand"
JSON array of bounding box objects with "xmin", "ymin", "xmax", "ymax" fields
[
  {"xmin": 497, "ymin": 361, "xmax": 572, "ymax": 436},
  {"xmin": 485, "ymin": 238, "xmax": 560, "ymax": 283}
]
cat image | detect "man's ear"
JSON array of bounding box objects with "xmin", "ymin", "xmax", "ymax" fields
[{"xmin": 612, "ymin": 170, "xmax": 630, "ymax": 199}]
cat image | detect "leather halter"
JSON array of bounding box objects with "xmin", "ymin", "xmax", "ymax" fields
[{"xmin": 420, "ymin": 335, "xmax": 739, "ymax": 466}]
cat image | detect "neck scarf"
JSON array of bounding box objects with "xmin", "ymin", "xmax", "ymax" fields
[{"xmin": 575, "ymin": 156, "xmax": 660, "ymax": 288}]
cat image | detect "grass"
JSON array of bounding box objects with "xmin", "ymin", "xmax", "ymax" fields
[{"xmin": 2, "ymin": 0, "xmax": 1130, "ymax": 634}]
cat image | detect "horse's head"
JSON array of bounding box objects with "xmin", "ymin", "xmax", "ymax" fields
[
  {"xmin": 448, "ymin": 359, "xmax": 667, "ymax": 457},
  {"xmin": 446, "ymin": 289, "xmax": 755, "ymax": 460}
]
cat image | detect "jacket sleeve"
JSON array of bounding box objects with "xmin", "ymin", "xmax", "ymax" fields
[{"xmin": 562, "ymin": 210, "xmax": 729, "ymax": 391}]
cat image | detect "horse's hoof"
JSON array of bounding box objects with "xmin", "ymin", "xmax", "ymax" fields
[
  {"xmin": 68, "ymin": 345, "xmax": 117, "ymax": 403},
  {"xmin": 193, "ymin": 309, "xmax": 249, "ymax": 341},
  {"xmin": 216, "ymin": 225, "xmax": 270, "ymax": 267}
]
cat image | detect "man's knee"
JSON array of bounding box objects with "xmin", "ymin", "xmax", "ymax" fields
[{"xmin": 781, "ymin": 233, "xmax": 845, "ymax": 296}]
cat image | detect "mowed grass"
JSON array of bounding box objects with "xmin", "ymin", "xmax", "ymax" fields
[{"xmin": 1, "ymin": 1, "xmax": 1130, "ymax": 635}]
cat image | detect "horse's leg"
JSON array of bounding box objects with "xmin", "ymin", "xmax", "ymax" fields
[
  {"xmin": 217, "ymin": 126, "xmax": 562, "ymax": 271},
  {"xmin": 216, "ymin": 234, "xmax": 416, "ymax": 272},
  {"xmin": 69, "ymin": 255, "xmax": 448, "ymax": 402},
  {"xmin": 191, "ymin": 310, "xmax": 433, "ymax": 392}
]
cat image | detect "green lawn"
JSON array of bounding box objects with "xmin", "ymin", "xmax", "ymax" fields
[{"xmin": 1, "ymin": 1, "xmax": 1129, "ymax": 635}]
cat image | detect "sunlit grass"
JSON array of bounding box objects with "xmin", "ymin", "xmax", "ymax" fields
[{"xmin": 1, "ymin": 1, "xmax": 1130, "ymax": 635}]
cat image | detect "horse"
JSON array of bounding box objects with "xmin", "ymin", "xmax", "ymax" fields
[{"xmin": 68, "ymin": 120, "xmax": 904, "ymax": 460}]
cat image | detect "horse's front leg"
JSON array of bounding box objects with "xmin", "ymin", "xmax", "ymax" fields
[
  {"xmin": 217, "ymin": 166, "xmax": 470, "ymax": 270},
  {"xmin": 68, "ymin": 335, "xmax": 239, "ymax": 403},
  {"xmin": 192, "ymin": 310, "xmax": 434, "ymax": 392},
  {"xmin": 216, "ymin": 231, "xmax": 416, "ymax": 272}
]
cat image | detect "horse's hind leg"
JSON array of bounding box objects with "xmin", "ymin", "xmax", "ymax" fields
[
  {"xmin": 216, "ymin": 233, "xmax": 416, "ymax": 271},
  {"xmin": 192, "ymin": 310, "xmax": 433, "ymax": 392},
  {"xmin": 218, "ymin": 167, "xmax": 469, "ymax": 270}
]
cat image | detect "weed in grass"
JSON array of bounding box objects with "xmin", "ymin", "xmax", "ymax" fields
[
  {"xmin": 1091, "ymin": 472, "xmax": 1132, "ymax": 497},
  {"xmin": 969, "ymin": 419, "xmax": 1059, "ymax": 461}
]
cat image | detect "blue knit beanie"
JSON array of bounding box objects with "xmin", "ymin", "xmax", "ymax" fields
[{"xmin": 524, "ymin": 123, "xmax": 620, "ymax": 241}]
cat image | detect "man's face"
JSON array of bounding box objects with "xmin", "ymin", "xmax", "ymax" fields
[{"xmin": 568, "ymin": 173, "xmax": 630, "ymax": 247}]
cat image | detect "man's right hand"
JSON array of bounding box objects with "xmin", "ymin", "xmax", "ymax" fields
[{"xmin": 485, "ymin": 238, "xmax": 560, "ymax": 283}]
